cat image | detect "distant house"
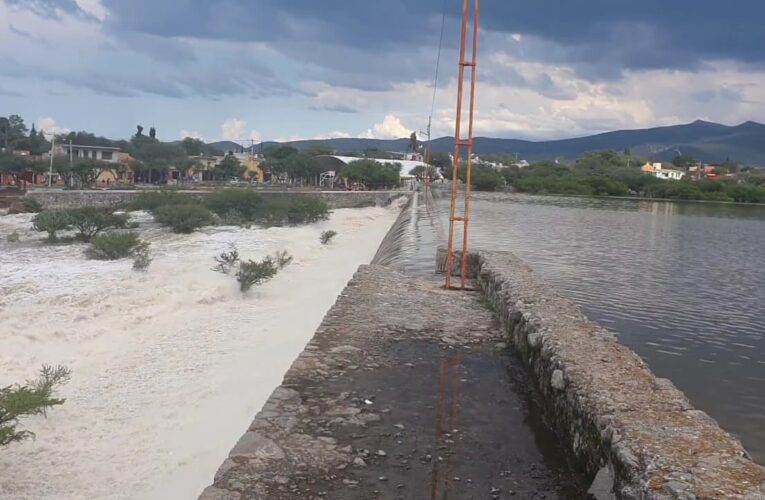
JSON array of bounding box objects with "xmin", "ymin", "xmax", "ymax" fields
[
  {"xmin": 58, "ymin": 144, "xmax": 121, "ymax": 163},
  {"xmin": 641, "ymin": 162, "xmax": 685, "ymax": 180}
]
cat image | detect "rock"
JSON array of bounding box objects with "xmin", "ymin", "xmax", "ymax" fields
[
  {"xmin": 376, "ymin": 450, "xmax": 387, "ymax": 457},
  {"xmin": 394, "ymin": 424, "xmax": 405, "ymax": 430},
  {"xmin": 551, "ymin": 369, "xmax": 565, "ymax": 391},
  {"xmin": 230, "ymin": 431, "xmax": 285, "ymax": 460},
  {"xmin": 353, "ymin": 457, "xmax": 367, "ymax": 468},
  {"xmin": 330, "ymin": 345, "xmax": 362, "ymax": 354}
]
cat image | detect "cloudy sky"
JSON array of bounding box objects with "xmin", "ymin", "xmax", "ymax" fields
[{"xmin": 2, "ymin": 0, "xmax": 765, "ymax": 144}]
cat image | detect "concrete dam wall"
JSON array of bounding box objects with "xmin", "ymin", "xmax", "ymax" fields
[
  {"xmin": 474, "ymin": 251, "xmax": 765, "ymax": 499},
  {"xmin": 202, "ymin": 246, "xmax": 765, "ymax": 499},
  {"xmin": 25, "ymin": 189, "xmax": 411, "ymax": 210}
]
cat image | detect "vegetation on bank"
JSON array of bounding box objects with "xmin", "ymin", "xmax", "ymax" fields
[
  {"xmin": 130, "ymin": 189, "xmax": 331, "ymax": 230},
  {"xmin": 442, "ymin": 150, "xmax": 765, "ymax": 203},
  {"xmin": 31, "ymin": 207, "xmax": 132, "ymax": 242},
  {"xmin": 1, "ymin": 365, "xmax": 71, "ymax": 447}
]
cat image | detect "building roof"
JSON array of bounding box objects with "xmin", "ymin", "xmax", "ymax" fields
[
  {"xmin": 326, "ymin": 155, "xmax": 428, "ymax": 171},
  {"xmin": 62, "ymin": 144, "xmax": 121, "ymax": 151}
]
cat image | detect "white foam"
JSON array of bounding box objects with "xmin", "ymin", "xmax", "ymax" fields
[{"xmin": 0, "ymin": 204, "xmax": 400, "ymax": 500}]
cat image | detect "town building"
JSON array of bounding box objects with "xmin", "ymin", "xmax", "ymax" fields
[
  {"xmin": 58, "ymin": 144, "xmax": 122, "ymax": 163},
  {"xmin": 641, "ymin": 162, "xmax": 685, "ymax": 180}
]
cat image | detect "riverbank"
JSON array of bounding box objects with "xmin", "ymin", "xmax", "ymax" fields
[{"xmin": 0, "ymin": 203, "xmax": 401, "ymax": 500}]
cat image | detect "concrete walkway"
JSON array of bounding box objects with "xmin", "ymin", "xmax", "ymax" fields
[{"xmin": 200, "ymin": 265, "xmax": 584, "ymax": 499}]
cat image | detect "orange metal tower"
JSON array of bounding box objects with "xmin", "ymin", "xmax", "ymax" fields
[{"xmin": 445, "ymin": 0, "xmax": 480, "ymax": 290}]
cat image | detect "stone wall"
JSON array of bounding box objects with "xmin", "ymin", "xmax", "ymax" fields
[
  {"xmin": 25, "ymin": 189, "xmax": 411, "ymax": 210},
  {"xmin": 474, "ymin": 250, "xmax": 765, "ymax": 499}
]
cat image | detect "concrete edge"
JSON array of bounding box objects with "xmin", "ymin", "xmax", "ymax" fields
[{"xmin": 474, "ymin": 250, "xmax": 765, "ymax": 499}]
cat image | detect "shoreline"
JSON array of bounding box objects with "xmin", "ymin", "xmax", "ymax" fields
[{"xmin": 501, "ymin": 189, "xmax": 765, "ymax": 207}]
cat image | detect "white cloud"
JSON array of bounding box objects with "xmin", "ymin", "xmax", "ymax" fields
[
  {"xmin": 220, "ymin": 118, "xmax": 247, "ymax": 141},
  {"xmin": 36, "ymin": 117, "xmax": 70, "ymax": 137},
  {"xmin": 180, "ymin": 129, "xmax": 205, "ymax": 141},
  {"xmin": 360, "ymin": 114, "xmax": 412, "ymax": 139}
]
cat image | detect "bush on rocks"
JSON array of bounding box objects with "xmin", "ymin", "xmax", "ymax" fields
[
  {"xmin": 205, "ymin": 190, "xmax": 264, "ymax": 221},
  {"xmin": 67, "ymin": 207, "xmax": 130, "ymax": 242},
  {"xmin": 320, "ymin": 230, "xmax": 337, "ymax": 245},
  {"xmin": 85, "ymin": 232, "xmax": 145, "ymax": 260},
  {"xmin": 237, "ymin": 256, "xmax": 278, "ymax": 292},
  {"xmin": 32, "ymin": 210, "xmax": 73, "ymax": 242},
  {"xmin": 153, "ymin": 204, "xmax": 213, "ymax": 233},
  {"xmin": 128, "ymin": 191, "xmax": 196, "ymax": 212},
  {"xmin": 286, "ymin": 197, "xmax": 331, "ymax": 224}
]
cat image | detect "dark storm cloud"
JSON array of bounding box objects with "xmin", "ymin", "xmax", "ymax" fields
[
  {"xmin": 98, "ymin": 0, "xmax": 765, "ymax": 71},
  {"xmin": 8, "ymin": 0, "xmax": 765, "ymax": 96}
]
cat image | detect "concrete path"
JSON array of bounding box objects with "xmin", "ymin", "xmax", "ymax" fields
[{"xmin": 200, "ymin": 265, "xmax": 584, "ymax": 499}]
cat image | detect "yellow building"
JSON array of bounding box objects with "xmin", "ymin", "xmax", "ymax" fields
[{"xmin": 235, "ymin": 153, "xmax": 265, "ymax": 183}]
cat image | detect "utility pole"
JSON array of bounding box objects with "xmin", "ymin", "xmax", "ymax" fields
[
  {"xmin": 48, "ymin": 132, "xmax": 56, "ymax": 188},
  {"xmin": 445, "ymin": 0, "xmax": 480, "ymax": 290}
]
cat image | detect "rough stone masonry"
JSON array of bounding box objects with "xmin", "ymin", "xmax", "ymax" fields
[
  {"xmin": 200, "ymin": 265, "xmax": 584, "ymax": 500},
  {"xmin": 476, "ymin": 250, "xmax": 765, "ymax": 499}
]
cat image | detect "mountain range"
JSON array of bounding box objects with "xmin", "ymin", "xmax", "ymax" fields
[{"xmin": 209, "ymin": 120, "xmax": 765, "ymax": 165}]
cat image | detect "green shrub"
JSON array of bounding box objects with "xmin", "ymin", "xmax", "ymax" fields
[
  {"xmin": 320, "ymin": 230, "xmax": 337, "ymax": 244},
  {"xmin": 128, "ymin": 191, "xmax": 197, "ymax": 212},
  {"xmin": 67, "ymin": 207, "xmax": 130, "ymax": 242},
  {"xmin": 205, "ymin": 190, "xmax": 264, "ymax": 220},
  {"xmin": 153, "ymin": 204, "xmax": 213, "ymax": 233},
  {"xmin": 21, "ymin": 198, "xmax": 43, "ymax": 213},
  {"xmin": 1, "ymin": 365, "xmax": 71, "ymax": 446},
  {"xmin": 32, "ymin": 210, "xmax": 73, "ymax": 242},
  {"xmin": 471, "ymin": 171, "xmax": 504, "ymax": 192},
  {"xmin": 86, "ymin": 232, "xmax": 144, "ymax": 260},
  {"xmin": 287, "ymin": 197, "xmax": 331, "ymax": 224},
  {"xmin": 237, "ymin": 257, "xmax": 278, "ymax": 292},
  {"xmin": 212, "ymin": 246, "xmax": 240, "ymax": 274}
]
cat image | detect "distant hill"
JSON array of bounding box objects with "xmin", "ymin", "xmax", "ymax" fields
[
  {"xmin": 207, "ymin": 141, "xmax": 247, "ymax": 154},
  {"xmin": 244, "ymin": 120, "xmax": 765, "ymax": 165}
]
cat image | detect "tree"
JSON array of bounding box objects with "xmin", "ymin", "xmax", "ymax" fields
[
  {"xmin": 149, "ymin": 127, "xmax": 156, "ymax": 140},
  {"xmin": 339, "ymin": 159, "xmax": 400, "ymax": 189},
  {"xmin": 672, "ymin": 155, "xmax": 697, "ymax": 170},
  {"xmin": 131, "ymin": 142, "xmax": 186, "ymax": 182},
  {"xmin": 0, "ymin": 115, "xmax": 29, "ymax": 151},
  {"xmin": 214, "ymin": 154, "xmax": 245, "ymax": 180},
  {"xmin": 180, "ymin": 137, "xmax": 206, "ymax": 156},
  {"xmin": 409, "ymin": 132, "xmax": 418, "ymax": 153},
  {"xmin": 136, "ymin": 125, "xmax": 144, "ymax": 137},
  {"xmin": 1, "ymin": 365, "xmax": 71, "ymax": 447},
  {"xmin": 32, "ymin": 210, "xmax": 74, "ymax": 242},
  {"xmin": 264, "ymin": 145, "xmax": 298, "ymax": 160},
  {"xmin": 67, "ymin": 207, "xmax": 130, "ymax": 242}
]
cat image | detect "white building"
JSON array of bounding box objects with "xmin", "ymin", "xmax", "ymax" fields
[
  {"xmin": 641, "ymin": 162, "xmax": 685, "ymax": 181},
  {"xmin": 59, "ymin": 144, "xmax": 121, "ymax": 163}
]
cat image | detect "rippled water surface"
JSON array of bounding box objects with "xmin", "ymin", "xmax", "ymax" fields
[{"xmin": 396, "ymin": 189, "xmax": 765, "ymax": 463}]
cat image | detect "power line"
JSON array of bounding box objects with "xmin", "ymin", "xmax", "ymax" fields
[{"xmin": 429, "ymin": 0, "xmax": 449, "ymax": 123}]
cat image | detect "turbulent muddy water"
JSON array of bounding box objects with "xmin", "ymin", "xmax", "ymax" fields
[
  {"xmin": 396, "ymin": 188, "xmax": 765, "ymax": 464},
  {"xmin": 0, "ymin": 202, "xmax": 402, "ymax": 500}
]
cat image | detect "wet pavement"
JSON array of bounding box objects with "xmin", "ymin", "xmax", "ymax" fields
[{"xmin": 200, "ymin": 265, "xmax": 585, "ymax": 499}]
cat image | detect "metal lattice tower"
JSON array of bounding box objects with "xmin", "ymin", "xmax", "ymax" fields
[{"xmin": 445, "ymin": 0, "xmax": 480, "ymax": 290}]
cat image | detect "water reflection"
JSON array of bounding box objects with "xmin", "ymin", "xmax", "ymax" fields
[{"xmin": 395, "ymin": 188, "xmax": 765, "ymax": 464}]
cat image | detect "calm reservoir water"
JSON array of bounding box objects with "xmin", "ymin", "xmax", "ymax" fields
[{"xmin": 396, "ymin": 188, "xmax": 765, "ymax": 463}]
